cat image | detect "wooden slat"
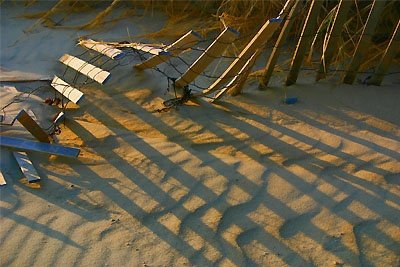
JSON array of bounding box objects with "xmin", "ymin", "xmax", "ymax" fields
[
  {"xmin": 285, "ymin": 0, "xmax": 323, "ymax": 86},
  {"xmin": 59, "ymin": 54, "xmax": 111, "ymax": 84},
  {"xmin": 129, "ymin": 44, "xmax": 169, "ymax": 56},
  {"xmin": 198, "ymin": 0, "xmax": 295, "ymax": 97},
  {"xmin": 0, "ymin": 136, "xmax": 80, "ymax": 158},
  {"xmin": 13, "ymin": 151, "xmax": 41, "ymax": 183},
  {"xmin": 212, "ymin": 51, "xmax": 259, "ymax": 102},
  {"xmin": 15, "ymin": 110, "xmax": 51, "ymax": 143},
  {"xmin": 175, "ymin": 27, "xmax": 239, "ymax": 87},
  {"xmin": 0, "ymin": 169, "xmax": 6, "ymax": 186},
  {"xmin": 51, "ymin": 76, "xmax": 84, "ymax": 104},
  {"xmin": 261, "ymin": 0, "xmax": 300, "ymax": 88},
  {"xmin": 135, "ymin": 30, "xmax": 202, "ymax": 70},
  {"xmin": 343, "ymin": 0, "xmax": 387, "ymax": 84},
  {"xmin": 79, "ymin": 39, "xmax": 125, "ymax": 59},
  {"xmin": 53, "ymin": 112, "xmax": 65, "ymax": 126},
  {"xmin": 315, "ymin": 0, "xmax": 352, "ymax": 81},
  {"xmin": 367, "ymin": 19, "xmax": 400, "ymax": 86}
]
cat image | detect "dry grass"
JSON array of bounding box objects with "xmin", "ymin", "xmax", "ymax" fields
[{"xmin": 18, "ymin": 0, "xmax": 400, "ymax": 76}]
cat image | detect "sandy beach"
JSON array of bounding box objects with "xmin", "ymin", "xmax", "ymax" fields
[{"xmin": 1, "ymin": 2, "xmax": 400, "ymax": 266}]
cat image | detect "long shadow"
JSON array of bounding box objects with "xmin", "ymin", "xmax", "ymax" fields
[
  {"xmin": 0, "ymin": 207, "xmax": 83, "ymax": 250},
  {"xmin": 282, "ymin": 107, "xmax": 400, "ymax": 160},
  {"xmin": 202, "ymin": 103, "xmax": 400, "ymax": 247},
  {"xmin": 217, "ymin": 101, "xmax": 400, "ymax": 205},
  {"xmin": 74, "ymin": 90, "xmax": 365, "ymax": 264},
  {"xmin": 324, "ymin": 106, "xmax": 400, "ymax": 143},
  {"xmin": 66, "ymin": 99, "xmax": 310, "ymax": 265}
]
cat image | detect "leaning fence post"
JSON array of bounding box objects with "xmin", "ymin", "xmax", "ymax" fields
[
  {"xmin": 342, "ymin": 0, "xmax": 387, "ymax": 84},
  {"xmin": 367, "ymin": 19, "xmax": 400, "ymax": 86},
  {"xmin": 285, "ymin": 0, "xmax": 323, "ymax": 86},
  {"xmin": 315, "ymin": 0, "xmax": 352, "ymax": 81},
  {"xmin": 260, "ymin": 0, "xmax": 300, "ymax": 89}
]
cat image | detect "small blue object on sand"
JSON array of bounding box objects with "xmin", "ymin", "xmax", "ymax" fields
[{"xmin": 283, "ymin": 97, "xmax": 298, "ymax": 104}]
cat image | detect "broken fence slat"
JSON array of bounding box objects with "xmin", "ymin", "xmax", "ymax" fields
[
  {"xmin": 135, "ymin": 30, "xmax": 202, "ymax": 70},
  {"xmin": 79, "ymin": 39, "xmax": 125, "ymax": 60},
  {"xmin": 175, "ymin": 27, "xmax": 239, "ymax": 88},
  {"xmin": 15, "ymin": 110, "xmax": 51, "ymax": 143},
  {"xmin": 13, "ymin": 151, "xmax": 41, "ymax": 183},
  {"xmin": 0, "ymin": 169, "xmax": 6, "ymax": 186},
  {"xmin": 0, "ymin": 136, "xmax": 80, "ymax": 158},
  {"xmin": 51, "ymin": 76, "xmax": 84, "ymax": 104},
  {"xmin": 59, "ymin": 54, "xmax": 111, "ymax": 84}
]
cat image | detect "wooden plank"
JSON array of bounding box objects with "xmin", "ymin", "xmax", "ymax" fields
[
  {"xmin": 15, "ymin": 110, "xmax": 51, "ymax": 143},
  {"xmin": 135, "ymin": 30, "xmax": 202, "ymax": 70},
  {"xmin": 212, "ymin": 51, "xmax": 259, "ymax": 102},
  {"xmin": 79, "ymin": 39, "xmax": 125, "ymax": 59},
  {"xmin": 285, "ymin": 0, "xmax": 323, "ymax": 86},
  {"xmin": 175, "ymin": 27, "xmax": 239, "ymax": 87},
  {"xmin": 13, "ymin": 151, "xmax": 41, "ymax": 183},
  {"xmin": 260, "ymin": 0, "xmax": 300, "ymax": 88},
  {"xmin": 51, "ymin": 76, "xmax": 84, "ymax": 104},
  {"xmin": 316, "ymin": 0, "xmax": 352, "ymax": 81},
  {"xmin": 367, "ymin": 19, "xmax": 400, "ymax": 86},
  {"xmin": 0, "ymin": 136, "xmax": 80, "ymax": 158},
  {"xmin": 59, "ymin": 54, "xmax": 111, "ymax": 84},
  {"xmin": 198, "ymin": 0, "xmax": 295, "ymax": 97},
  {"xmin": 0, "ymin": 169, "xmax": 6, "ymax": 186},
  {"xmin": 343, "ymin": 0, "xmax": 387, "ymax": 84}
]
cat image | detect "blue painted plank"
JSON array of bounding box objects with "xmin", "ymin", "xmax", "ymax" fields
[{"xmin": 0, "ymin": 136, "xmax": 80, "ymax": 158}]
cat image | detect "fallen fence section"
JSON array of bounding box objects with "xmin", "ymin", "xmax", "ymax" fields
[
  {"xmin": 59, "ymin": 54, "xmax": 111, "ymax": 84},
  {"xmin": 51, "ymin": 76, "xmax": 84, "ymax": 104},
  {"xmin": 79, "ymin": 39, "xmax": 125, "ymax": 60},
  {"xmin": 135, "ymin": 30, "xmax": 202, "ymax": 70},
  {"xmin": 0, "ymin": 136, "xmax": 80, "ymax": 158},
  {"xmin": 13, "ymin": 151, "xmax": 41, "ymax": 183}
]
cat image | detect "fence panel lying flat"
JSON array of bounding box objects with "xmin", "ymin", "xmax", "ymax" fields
[
  {"xmin": 367, "ymin": 19, "xmax": 400, "ymax": 86},
  {"xmin": 79, "ymin": 39, "xmax": 125, "ymax": 60},
  {"xmin": 59, "ymin": 54, "xmax": 111, "ymax": 84},
  {"xmin": 135, "ymin": 30, "xmax": 202, "ymax": 70},
  {"xmin": 51, "ymin": 76, "xmax": 84, "ymax": 104},
  {"xmin": 261, "ymin": 0, "xmax": 300, "ymax": 88},
  {"xmin": 0, "ymin": 136, "xmax": 80, "ymax": 158},
  {"xmin": 285, "ymin": 0, "xmax": 323, "ymax": 86},
  {"xmin": 175, "ymin": 27, "xmax": 239, "ymax": 87},
  {"xmin": 13, "ymin": 151, "xmax": 41, "ymax": 183},
  {"xmin": 15, "ymin": 110, "xmax": 51, "ymax": 143},
  {"xmin": 343, "ymin": 0, "xmax": 387, "ymax": 84}
]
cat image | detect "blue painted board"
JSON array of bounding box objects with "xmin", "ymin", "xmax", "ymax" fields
[{"xmin": 0, "ymin": 136, "xmax": 80, "ymax": 158}]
